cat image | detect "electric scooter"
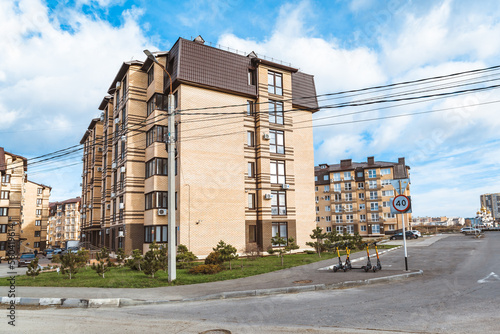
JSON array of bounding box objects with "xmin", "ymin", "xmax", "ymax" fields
[
  {"xmin": 361, "ymin": 242, "xmax": 372, "ymax": 272},
  {"xmin": 371, "ymin": 242, "xmax": 382, "ymax": 272},
  {"xmin": 332, "ymin": 243, "xmax": 344, "ymax": 272},
  {"xmin": 343, "ymin": 243, "xmax": 352, "ymax": 271}
]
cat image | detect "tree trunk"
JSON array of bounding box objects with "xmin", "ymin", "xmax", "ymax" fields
[
  {"xmin": 281, "ymin": 254, "xmax": 284, "ymax": 266},
  {"xmin": 229, "ymin": 260, "xmax": 232, "ymax": 270}
]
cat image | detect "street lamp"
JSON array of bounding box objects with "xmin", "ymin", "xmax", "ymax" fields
[{"xmin": 144, "ymin": 49, "xmax": 177, "ymax": 282}]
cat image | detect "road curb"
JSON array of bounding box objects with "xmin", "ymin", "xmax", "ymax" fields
[{"xmin": 0, "ymin": 269, "xmax": 422, "ymax": 308}]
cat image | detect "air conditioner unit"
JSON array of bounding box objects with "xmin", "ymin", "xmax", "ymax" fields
[
  {"xmin": 321, "ymin": 217, "xmax": 325, "ymax": 219},
  {"xmin": 114, "ymin": 118, "xmax": 120, "ymax": 124},
  {"xmin": 118, "ymin": 230, "xmax": 124, "ymax": 238},
  {"xmin": 119, "ymin": 203, "xmax": 124, "ymax": 209},
  {"xmin": 315, "ymin": 200, "xmax": 319, "ymax": 203},
  {"xmin": 111, "ymin": 192, "xmax": 116, "ymax": 198},
  {"xmin": 321, "ymin": 197, "xmax": 324, "ymax": 200},
  {"xmin": 80, "ymin": 183, "xmax": 83, "ymax": 187},
  {"xmin": 121, "ymin": 135, "xmax": 126, "ymax": 142},
  {"xmin": 116, "ymin": 81, "xmax": 121, "ymax": 90},
  {"xmin": 263, "ymin": 133, "xmax": 270, "ymax": 140},
  {"xmin": 264, "ymin": 193, "xmax": 273, "ymax": 200},
  {"xmin": 106, "ymin": 204, "xmax": 111, "ymax": 210},
  {"xmin": 105, "ymin": 228, "xmax": 110, "ymax": 234},
  {"xmin": 81, "ymin": 157, "xmax": 85, "ymax": 161},
  {"xmin": 281, "ymin": 184, "xmax": 290, "ymax": 190},
  {"xmin": 97, "ymin": 147, "xmax": 103, "ymax": 152},
  {"xmin": 88, "ymin": 205, "xmax": 92, "ymax": 209},
  {"xmin": 97, "ymin": 167, "xmax": 102, "ymax": 172},
  {"xmin": 120, "ymin": 166, "xmax": 126, "ymax": 173},
  {"xmin": 112, "ymin": 162, "xmax": 117, "ymax": 169},
  {"xmin": 157, "ymin": 209, "xmax": 167, "ymax": 216},
  {"xmin": 83, "ymin": 204, "xmax": 86, "ymax": 208}
]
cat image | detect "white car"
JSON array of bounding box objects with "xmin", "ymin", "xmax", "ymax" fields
[
  {"xmin": 410, "ymin": 230, "xmax": 422, "ymax": 237},
  {"xmin": 460, "ymin": 227, "xmax": 481, "ymax": 234}
]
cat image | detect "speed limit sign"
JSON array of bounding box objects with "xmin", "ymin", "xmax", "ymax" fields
[{"xmin": 392, "ymin": 195, "xmax": 411, "ymax": 212}]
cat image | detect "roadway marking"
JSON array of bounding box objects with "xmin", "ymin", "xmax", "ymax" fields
[{"xmin": 477, "ymin": 272, "xmax": 500, "ymax": 283}]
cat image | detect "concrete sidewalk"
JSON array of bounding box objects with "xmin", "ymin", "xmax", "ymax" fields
[{"xmin": 0, "ymin": 235, "xmax": 446, "ymax": 308}]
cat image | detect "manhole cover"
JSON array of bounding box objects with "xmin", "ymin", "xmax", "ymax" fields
[
  {"xmin": 293, "ymin": 280, "xmax": 312, "ymax": 284},
  {"xmin": 199, "ymin": 330, "xmax": 231, "ymax": 334}
]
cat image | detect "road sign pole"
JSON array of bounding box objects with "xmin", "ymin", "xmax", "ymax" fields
[{"xmin": 399, "ymin": 180, "xmax": 409, "ymax": 271}]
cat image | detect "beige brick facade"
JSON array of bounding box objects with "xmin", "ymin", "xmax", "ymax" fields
[
  {"xmin": 315, "ymin": 157, "xmax": 411, "ymax": 237},
  {"xmin": 47, "ymin": 197, "xmax": 81, "ymax": 248},
  {"xmin": 80, "ymin": 37, "xmax": 318, "ymax": 256}
]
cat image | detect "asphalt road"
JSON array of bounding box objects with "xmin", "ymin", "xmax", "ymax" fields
[{"xmin": 5, "ymin": 232, "xmax": 500, "ymax": 333}]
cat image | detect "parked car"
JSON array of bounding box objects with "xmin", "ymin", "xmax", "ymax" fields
[
  {"xmin": 410, "ymin": 230, "xmax": 422, "ymax": 237},
  {"xmin": 52, "ymin": 248, "xmax": 62, "ymax": 255},
  {"xmin": 43, "ymin": 249, "xmax": 54, "ymax": 257},
  {"xmin": 460, "ymin": 227, "xmax": 481, "ymax": 234},
  {"xmin": 390, "ymin": 231, "xmax": 418, "ymax": 240},
  {"xmin": 61, "ymin": 247, "xmax": 79, "ymax": 255},
  {"xmin": 18, "ymin": 253, "xmax": 36, "ymax": 267}
]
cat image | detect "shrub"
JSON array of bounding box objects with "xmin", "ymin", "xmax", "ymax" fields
[
  {"xmin": 176, "ymin": 244, "xmax": 197, "ymax": 269},
  {"xmin": 204, "ymin": 251, "xmax": 223, "ymax": 265},
  {"xmin": 127, "ymin": 249, "xmax": 143, "ymax": 271},
  {"xmin": 188, "ymin": 264, "xmax": 223, "ymax": 275}
]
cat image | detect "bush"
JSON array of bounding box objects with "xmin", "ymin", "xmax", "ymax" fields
[
  {"xmin": 204, "ymin": 251, "xmax": 223, "ymax": 265},
  {"xmin": 176, "ymin": 244, "xmax": 197, "ymax": 269},
  {"xmin": 188, "ymin": 264, "xmax": 223, "ymax": 275},
  {"xmin": 305, "ymin": 250, "xmax": 316, "ymax": 254}
]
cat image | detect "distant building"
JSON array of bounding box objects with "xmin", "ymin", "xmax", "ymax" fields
[
  {"xmin": 480, "ymin": 193, "xmax": 500, "ymax": 222},
  {"xmin": 314, "ymin": 157, "xmax": 410, "ymax": 237},
  {"xmin": 0, "ymin": 147, "xmax": 51, "ymax": 257},
  {"xmin": 47, "ymin": 197, "xmax": 81, "ymax": 248},
  {"xmin": 411, "ymin": 216, "xmax": 449, "ymax": 226}
]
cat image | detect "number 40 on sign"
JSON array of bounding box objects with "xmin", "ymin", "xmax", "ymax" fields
[{"xmin": 391, "ymin": 195, "xmax": 412, "ymax": 214}]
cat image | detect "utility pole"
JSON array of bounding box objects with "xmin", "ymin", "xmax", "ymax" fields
[
  {"xmin": 143, "ymin": 50, "xmax": 176, "ymax": 282},
  {"xmin": 399, "ymin": 180, "xmax": 408, "ymax": 271}
]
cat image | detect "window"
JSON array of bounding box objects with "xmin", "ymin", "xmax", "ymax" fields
[
  {"xmin": 121, "ymin": 140, "xmax": 125, "ymax": 160},
  {"xmin": 147, "ymin": 65, "xmax": 154, "ymax": 86},
  {"xmin": 326, "ymin": 216, "xmax": 331, "ymax": 222},
  {"xmin": 247, "ymin": 131, "xmax": 254, "ymax": 147},
  {"xmin": 36, "ymin": 209, "xmax": 42, "ymax": 216},
  {"xmin": 325, "ymin": 206, "xmax": 331, "ymax": 212},
  {"xmin": 334, "ymin": 184, "xmax": 341, "ymax": 192},
  {"xmin": 336, "ymin": 215, "xmax": 343, "ymax": 223},
  {"xmin": 144, "ymin": 191, "xmax": 168, "ymax": 210},
  {"xmin": 380, "ymin": 168, "xmax": 391, "ymax": 175},
  {"xmin": 315, "ymin": 186, "xmax": 318, "ymax": 192},
  {"xmin": 34, "ymin": 242, "xmax": 40, "ymax": 248},
  {"xmin": 325, "ymin": 195, "xmax": 330, "ymax": 201},
  {"xmin": 368, "ymin": 169, "xmax": 377, "ymax": 178},
  {"xmin": 345, "ymin": 193, "xmax": 352, "ymax": 201},
  {"xmin": 323, "ymin": 175, "xmax": 329, "ymax": 181},
  {"xmin": 271, "ymin": 191, "xmax": 286, "ymax": 215},
  {"xmin": 360, "ymin": 214, "xmax": 366, "ymax": 222},
  {"xmin": 1, "ymin": 174, "xmax": 10, "ymax": 183},
  {"xmin": 145, "ymin": 158, "xmax": 176, "ymax": 178},
  {"xmin": 369, "ymin": 191, "xmax": 378, "ymax": 200},
  {"xmin": 324, "ymin": 185, "xmax": 330, "ymax": 192},
  {"xmin": 35, "ymin": 220, "xmax": 41, "ymax": 226},
  {"xmin": 272, "ymin": 222, "xmax": 287, "ymax": 245},
  {"xmin": 371, "ymin": 213, "xmax": 379, "ymax": 222},
  {"xmin": 146, "ymin": 94, "xmax": 168, "ymax": 117},
  {"xmin": 269, "ymin": 100, "xmax": 284, "ymax": 124},
  {"xmin": 344, "ymin": 172, "xmax": 351, "ymax": 180},
  {"xmin": 36, "ymin": 198, "xmax": 42, "ymax": 206},
  {"xmin": 383, "ymin": 201, "xmax": 391, "ymax": 207},
  {"xmin": 316, "ymin": 216, "xmax": 320, "ymax": 222},
  {"xmin": 358, "ymin": 182, "xmax": 364, "ymax": 189},
  {"xmin": 247, "ymin": 162, "xmax": 255, "ymax": 178},
  {"xmin": 37, "ymin": 188, "xmax": 43, "ymax": 195},
  {"xmin": 34, "ymin": 231, "xmax": 41, "ymax": 237},
  {"xmin": 146, "ymin": 125, "xmax": 168, "ymax": 147},
  {"xmin": 359, "ymin": 203, "xmax": 365, "ymax": 210},
  {"xmin": 384, "ymin": 212, "xmax": 396, "ymax": 219},
  {"xmin": 386, "ymin": 224, "xmax": 395, "ymax": 231},
  {"xmin": 344, "ymin": 182, "xmax": 352, "ymax": 191},
  {"xmin": 249, "ymin": 225, "xmax": 257, "ymax": 242},
  {"xmin": 382, "ymin": 190, "xmax": 394, "ymax": 196},
  {"xmin": 326, "ymin": 226, "xmax": 332, "ymax": 232},
  {"xmin": 333, "ymin": 173, "xmax": 340, "ymax": 181},
  {"xmin": 345, "ymin": 204, "xmax": 353, "ymax": 212},
  {"xmin": 248, "ymin": 193, "xmax": 255, "ymax": 210},
  {"xmin": 316, "ymin": 206, "xmax": 319, "ymax": 212},
  {"xmin": 370, "ymin": 202, "xmax": 379, "ymax": 211},
  {"xmin": 360, "ymin": 225, "xmax": 367, "ymax": 232},
  {"xmin": 269, "ymin": 130, "xmax": 284, "ymax": 154},
  {"xmin": 346, "ymin": 225, "xmax": 354, "ymax": 233},
  {"xmin": 268, "ymin": 71, "xmax": 283, "ymax": 95},
  {"xmin": 335, "ymin": 204, "xmax": 342, "ymax": 213},
  {"xmin": 369, "ymin": 180, "xmax": 377, "ymax": 189},
  {"xmin": 372, "ymin": 224, "xmax": 380, "ymax": 233},
  {"xmin": 144, "ymin": 225, "xmax": 168, "ymax": 243},
  {"xmin": 381, "ymin": 179, "xmax": 391, "ymax": 186},
  {"xmin": 314, "ymin": 176, "xmax": 318, "ymax": 182},
  {"xmin": 0, "ymin": 191, "xmax": 9, "ymax": 199},
  {"xmin": 334, "ymin": 193, "xmax": 341, "ymax": 202},
  {"xmin": 270, "ymin": 160, "xmax": 285, "ymax": 184},
  {"xmin": 246, "ymin": 101, "xmax": 255, "ymax": 116},
  {"xmin": 0, "ymin": 225, "xmax": 7, "ymax": 233},
  {"xmin": 248, "ymin": 70, "xmax": 256, "ymax": 85},
  {"xmin": 359, "ymin": 193, "xmax": 365, "ymax": 200}
]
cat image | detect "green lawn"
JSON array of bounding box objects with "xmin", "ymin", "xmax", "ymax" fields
[{"xmin": 3, "ymin": 246, "xmax": 398, "ymax": 288}]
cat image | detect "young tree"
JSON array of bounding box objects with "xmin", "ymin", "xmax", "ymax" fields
[
  {"xmin": 323, "ymin": 231, "xmax": 342, "ymax": 253},
  {"xmin": 268, "ymin": 235, "xmax": 287, "ymax": 266},
  {"xmin": 176, "ymin": 244, "xmax": 197, "ymax": 269},
  {"xmin": 306, "ymin": 227, "xmax": 327, "ymax": 257},
  {"xmin": 26, "ymin": 257, "xmax": 41, "ymax": 279},
  {"xmin": 55, "ymin": 250, "xmax": 88, "ymax": 279},
  {"xmin": 127, "ymin": 249, "xmax": 143, "ymax": 271},
  {"xmin": 284, "ymin": 237, "xmax": 300, "ymax": 254},
  {"xmin": 158, "ymin": 245, "xmax": 168, "ymax": 272},
  {"xmin": 92, "ymin": 247, "xmax": 111, "ymax": 278},
  {"xmin": 116, "ymin": 248, "xmax": 125, "ymax": 267},
  {"xmin": 213, "ymin": 240, "xmax": 239, "ymax": 270},
  {"xmin": 142, "ymin": 242, "xmax": 161, "ymax": 278}
]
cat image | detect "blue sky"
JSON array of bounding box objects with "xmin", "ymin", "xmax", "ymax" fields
[{"xmin": 1, "ymin": 0, "xmax": 500, "ymax": 218}]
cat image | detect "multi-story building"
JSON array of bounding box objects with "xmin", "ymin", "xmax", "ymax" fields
[
  {"xmin": 480, "ymin": 193, "xmax": 500, "ymax": 222},
  {"xmin": 314, "ymin": 157, "xmax": 410, "ymax": 237},
  {"xmin": 47, "ymin": 197, "xmax": 81, "ymax": 248},
  {"xmin": 0, "ymin": 147, "xmax": 51, "ymax": 258},
  {"xmin": 80, "ymin": 36, "xmax": 318, "ymax": 256}
]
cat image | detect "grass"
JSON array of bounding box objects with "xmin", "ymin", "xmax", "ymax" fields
[{"xmin": 2, "ymin": 246, "xmax": 399, "ymax": 288}]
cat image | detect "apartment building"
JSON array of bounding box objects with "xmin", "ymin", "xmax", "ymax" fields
[
  {"xmin": 80, "ymin": 36, "xmax": 318, "ymax": 256},
  {"xmin": 315, "ymin": 157, "xmax": 411, "ymax": 237},
  {"xmin": 47, "ymin": 197, "xmax": 81, "ymax": 248},
  {"xmin": 0, "ymin": 147, "xmax": 51, "ymax": 258},
  {"xmin": 480, "ymin": 193, "xmax": 500, "ymax": 222}
]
